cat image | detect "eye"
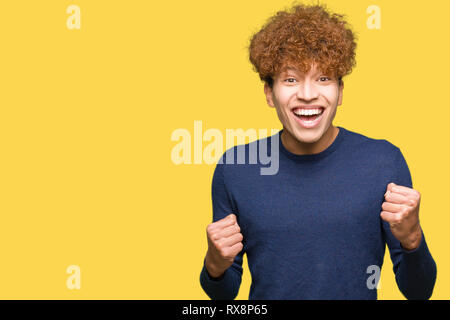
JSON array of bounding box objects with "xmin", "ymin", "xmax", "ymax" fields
[
  {"xmin": 284, "ymin": 78, "xmax": 297, "ymax": 83},
  {"xmin": 319, "ymin": 76, "xmax": 331, "ymax": 82}
]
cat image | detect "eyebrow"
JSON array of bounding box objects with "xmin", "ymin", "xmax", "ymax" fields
[
  {"xmin": 283, "ymin": 67, "xmax": 299, "ymax": 73},
  {"xmin": 280, "ymin": 68, "xmax": 299, "ymax": 76},
  {"xmin": 281, "ymin": 67, "xmax": 329, "ymax": 77}
]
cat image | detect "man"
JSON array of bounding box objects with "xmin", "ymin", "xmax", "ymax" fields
[{"xmin": 199, "ymin": 3, "xmax": 436, "ymax": 299}]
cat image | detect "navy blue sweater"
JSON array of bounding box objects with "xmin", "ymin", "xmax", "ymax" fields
[{"xmin": 200, "ymin": 126, "xmax": 437, "ymax": 300}]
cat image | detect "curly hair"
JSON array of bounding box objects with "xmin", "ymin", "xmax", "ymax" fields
[{"xmin": 248, "ymin": 1, "xmax": 357, "ymax": 88}]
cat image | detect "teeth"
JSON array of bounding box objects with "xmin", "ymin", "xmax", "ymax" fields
[{"xmin": 293, "ymin": 108, "xmax": 323, "ymax": 116}]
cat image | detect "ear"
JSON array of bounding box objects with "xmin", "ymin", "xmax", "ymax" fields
[
  {"xmin": 264, "ymin": 82, "xmax": 275, "ymax": 108},
  {"xmin": 337, "ymin": 80, "xmax": 344, "ymax": 106}
]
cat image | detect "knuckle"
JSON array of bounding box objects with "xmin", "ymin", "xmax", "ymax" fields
[
  {"xmin": 210, "ymin": 232, "xmax": 219, "ymax": 241},
  {"xmin": 207, "ymin": 223, "xmax": 218, "ymax": 234},
  {"xmin": 220, "ymin": 247, "xmax": 229, "ymax": 258},
  {"xmin": 215, "ymin": 241, "xmax": 224, "ymax": 250}
]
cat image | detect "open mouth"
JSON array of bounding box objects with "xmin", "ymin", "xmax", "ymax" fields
[
  {"xmin": 292, "ymin": 107, "xmax": 325, "ymax": 122},
  {"xmin": 292, "ymin": 106, "xmax": 325, "ymax": 128}
]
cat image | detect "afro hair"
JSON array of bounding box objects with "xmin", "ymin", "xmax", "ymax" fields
[{"xmin": 248, "ymin": 2, "xmax": 357, "ymax": 88}]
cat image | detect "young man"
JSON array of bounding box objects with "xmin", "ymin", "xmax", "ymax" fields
[{"xmin": 199, "ymin": 3, "xmax": 437, "ymax": 299}]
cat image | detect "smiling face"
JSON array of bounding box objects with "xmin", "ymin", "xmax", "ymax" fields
[{"xmin": 264, "ymin": 62, "xmax": 344, "ymax": 154}]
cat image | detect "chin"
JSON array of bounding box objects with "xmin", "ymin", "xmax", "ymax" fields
[
  {"xmin": 296, "ymin": 134, "xmax": 321, "ymax": 144},
  {"xmin": 292, "ymin": 128, "xmax": 324, "ymax": 144}
]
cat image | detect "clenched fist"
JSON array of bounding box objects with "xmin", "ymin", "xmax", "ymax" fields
[
  {"xmin": 380, "ymin": 182, "xmax": 423, "ymax": 250},
  {"xmin": 205, "ymin": 214, "xmax": 244, "ymax": 278}
]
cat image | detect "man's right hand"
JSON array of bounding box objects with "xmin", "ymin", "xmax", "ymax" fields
[{"xmin": 205, "ymin": 213, "xmax": 244, "ymax": 279}]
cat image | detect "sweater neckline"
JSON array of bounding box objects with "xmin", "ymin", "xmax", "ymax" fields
[{"xmin": 277, "ymin": 126, "xmax": 347, "ymax": 162}]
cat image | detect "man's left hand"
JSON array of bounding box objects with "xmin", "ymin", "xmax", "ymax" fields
[{"xmin": 380, "ymin": 182, "xmax": 422, "ymax": 251}]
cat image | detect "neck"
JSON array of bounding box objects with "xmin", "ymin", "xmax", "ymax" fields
[{"xmin": 281, "ymin": 125, "xmax": 339, "ymax": 155}]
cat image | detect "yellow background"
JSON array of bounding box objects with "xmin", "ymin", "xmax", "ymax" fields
[{"xmin": 0, "ymin": 0, "xmax": 448, "ymax": 299}]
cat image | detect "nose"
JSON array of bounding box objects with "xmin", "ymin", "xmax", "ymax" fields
[{"xmin": 296, "ymin": 79, "xmax": 319, "ymax": 101}]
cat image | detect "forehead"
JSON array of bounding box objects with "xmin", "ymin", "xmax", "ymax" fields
[{"xmin": 279, "ymin": 65, "xmax": 322, "ymax": 75}]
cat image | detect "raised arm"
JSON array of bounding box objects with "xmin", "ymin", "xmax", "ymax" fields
[
  {"xmin": 200, "ymin": 159, "xmax": 245, "ymax": 300},
  {"xmin": 381, "ymin": 147, "xmax": 437, "ymax": 299}
]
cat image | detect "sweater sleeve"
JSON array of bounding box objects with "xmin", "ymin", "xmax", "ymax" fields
[
  {"xmin": 200, "ymin": 152, "xmax": 245, "ymax": 300},
  {"xmin": 382, "ymin": 147, "xmax": 437, "ymax": 299}
]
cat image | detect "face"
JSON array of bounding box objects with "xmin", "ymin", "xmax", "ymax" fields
[{"xmin": 264, "ymin": 63, "xmax": 344, "ymax": 148}]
